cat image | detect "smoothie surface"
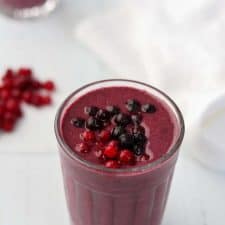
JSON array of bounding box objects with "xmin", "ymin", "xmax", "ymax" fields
[{"xmin": 61, "ymin": 86, "xmax": 176, "ymax": 168}]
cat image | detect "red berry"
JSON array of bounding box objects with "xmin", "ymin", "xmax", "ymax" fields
[
  {"xmin": 119, "ymin": 150, "xmax": 135, "ymax": 164},
  {"xmin": 3, "ymin": 111, "xmax": 17, "ymax": 122},
  {"xmin": 108, "ymin": 140, "xmax": 119, "ymax": 147},
  {"xmin": 31, "ymin": 80, "xmax": 41, "ymax": 89},
  {"xmin": 3, "ymin": 69, "xmax": 14, "ymax": 80},
  {"xmin": 104, "ymin": 144, "xmax": 119, "ymax": 159},
  {"xmin": 99, "ymin": 130, "xmax": 111, "ymax": 142},
  {"xmin": 41, "ymin": 96, "xmax": 52, "ymax": 105},
  {"xmin": 81, "ymin": 130, "xmax": 96, "ymax": 142},
  {"xmin": 30, "ymin": 94, "xmax": 42, "ymax": 106},
  {"xmin": 22, "ymin": 91, "xmax": 33, "ymax": 103},
  {"xmin": 3, "ymin": 78, "xmax": 14, "ymax": 89},
  {"xmin": 105, "ymin": 160, "xmax": 120, "ymax": 168},
  {"xmin": 13, "ymin": 76, "xmax": 30, "ymax": 89},
  {"xmin": 75, "ymin": 143, "xmax": 90, "ymax": 153},
  {"xmin": 2, "ymin": 120, "xmax": 14, "ymax": 132},
  {"xmin": 17, "ymin": 68, "xmax": 32, "ymax": 77},
  {"xmin": 0, "ymin": 89, "xmax": 11, "ymax": 100},
  {"xmin": 11, "ymin": 88, "xmax": 21, "ymax": 99},
  {"xmin": 42, "ymin": 80, "xmax": 55, "ymax": 91},
  {"xmin": 5, "ymin": 98, "xmax": 20, "ymax": 113}
]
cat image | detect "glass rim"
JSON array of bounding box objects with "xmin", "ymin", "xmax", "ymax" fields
[{"xmin": 54, "ymin": 79, "xmax": 185, "ymax": 174}]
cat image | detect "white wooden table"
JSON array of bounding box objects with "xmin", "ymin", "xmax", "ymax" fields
[{"xmin": 0, "ymin": 1, "xmax": 224, "ymax": 224}]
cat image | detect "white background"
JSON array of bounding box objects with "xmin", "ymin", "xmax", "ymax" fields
[{"xmin": 0, "ymin": 0, "xmax": 224, "ymax": 225}]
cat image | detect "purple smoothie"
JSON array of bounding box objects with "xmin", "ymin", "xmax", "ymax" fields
[{"xmin": 55, "ymin": 80, "xmax": 184, "ymax": 225}]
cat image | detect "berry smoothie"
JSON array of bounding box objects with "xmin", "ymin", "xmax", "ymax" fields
[{"xmin": 55, "ymin": 80, "xmax": 184, "ymax": 225}]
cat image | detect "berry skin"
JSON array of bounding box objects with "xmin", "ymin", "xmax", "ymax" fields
[
  {"xmin": 84, "ymin": 106, "xmax": 99, "ymax": 116},
  {"xmin": 5, "ymin": 98, "xmax": 20, "ymax": 113},
  {"xmin": 119, "ymin": 133, "xmax": 134, "ymax": 148},
  {"xmin": 99, "ymin": 130, "xmax": 111, "ymax": 142},
  {"xmin": 141, "ymin": 104, "xmax": 156, "ymax": 113},
  {"xmin": 75, "ymin": 143, "xmax": 90, "ymax": 153},
  {"xmin": 133, "ymin": 145, "xmax": 145, "ymax": 156},
  {"xmin": 104, "ymin": 144, "xmax": 119, "ymax": 159},
  {"xmin": 86, "ymin": 117, "xmax": 103, "ymax": 130},
  {"xmin": 11, "ymin": 89, "xmax": 21, "ymax": 99},
  {"xmin": 105, "ymin": 160, "xmax": 120, "ymax": 168},
  {"xmin": 106, "ymin": 105, "xmax": 120, "ymax": 116},
  {"xmin": 41, "ymin": 96, "xmax": 52, "ymax": 105},
  {"xmin": 22, "ymin": 91, "xmax": 33, "ymax": 103},
  {"xmin": 119, "ymin": 150, "xmax": 135, "ymax": 164},
  {"xmin": 80, "ymin": 130, "xmax": 96, "ymax": 142},
  {"xmin": 42, "ymin": 80, "xmax": 55, "ymax": 91},
  {"xmin": 111, "ymin": 126, "xmax": 125, "ymax": 139},
  {"xmin": 17, "ymin": 68, "xmax": 32, "ymax": 77},
  {"xmin": 126, "ymin": 99, "xmax": 141, "ymax": 112},
  {"xmin": 115, "ymin": 113, "xmax": 131, "ymax": 126},
  {"xmin": 3, "ymin": 69, "xmax": 14, "ymax": 80},
  {"xmin": 133, "ymin": 132, "xmax": 147, "ymax": 144},
  {"xmin": 108, "ymin": 140, "xmax": 119, "ymax": 147},
  {"xmin": 132, "ymin": 125, "xmax": 145, "ymax": 135},
  {"xmin": 131, "ymin": 114, "xmax": 142, "ymax": 124},
  {"xmin": 96, "ymin": 109, "xmax": 110, "ymax": 122},
  {"xmin": 71, "ymin": 117, "xmax": 85, "ymax": 128},
  {"xmin": 2, "ymin": 120, "xmax": 14, "ymax": 132},
  {"xmin": 0, "ymin": 89, "xmax": 11, "ymax": 100}
]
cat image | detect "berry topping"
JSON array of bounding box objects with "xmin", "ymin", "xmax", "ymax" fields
[
  {"xmin": 80, "ymin": 130, "xmax": 95, "ymax": 142},
  {"xmin": 119, "ymin": 150, "xmax": 135, "ymax": 164},
  {"xmin": 119, "ymin": 133, "xmax": 134, "ymax": 148},
  {"xmin": 131, "ymin": 114, "xmax": 142, "ymax": 124},
  {"xmin": 86, "ymin": 117, "xmax": 103, "ymax": 130},
  {"xmin": 108, "ymin": 140, "xmax": 119, "ymax": 147},
  {"xmin": 111, "ymin": 126, "xmax": 125, "ymax": 139},
  {"xmin": 105, "ymin": 160, "xmax": 120, "ymax": 168},
  {"xmin": 71, "ymin": 117, "xmax": 85, "ymax": 128},
  {"xmin": 84, "ymin": 106, "xmax": 99, "ymax": 116},
  {"xmin": 133, "ymin": 145, "xmax": 145, "ymax": 156},
  {"xmin": 132, "ymin": 125, "xmax": 145, "ymax": 134},
  {"xmin": 133, "ymin": 132, "xmax": 147, "ymax": 144},
  {"xmin": 99, "ymin": 130, "xmax": 111, "ymax": 142},
  {"xmin": 104, "ymin": 144, "xmax": 119, "ymax": 159},
  {"xmin": 115, "ymin": 113, "xmax": 131, "ymax": 126},
  {"xmin": 141, "ymin": 104, "xmax": 156, "ymax": 113},
  {"xmin": 106, "ymin": 105, "xmax": 120, "ymax": 116},
  {"xmin": 125, "ymin": 99, "xmax": 141, "ymax": 112},
  {"xmin": 75, "ymin": 143, "xmax": 90, "ymax": 153},
  {"xmin": 96, "ymin": 109, "xmax": 110, "ymax": 121}
]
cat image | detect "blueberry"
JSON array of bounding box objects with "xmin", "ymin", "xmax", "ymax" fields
[
  {"xmin": 133, "ymin": 132, "xmax": 147, "ymax": 144},
  {"xmin": 106, "ymin": 105, "xmax": 120, "ymax": 116},
  {"xmin": 111, "ymin": 126, "xmax": 125, "ymax": 139},
  {"xmin": 141, "ymin": 104, "xmax": 156, "ymax": 113},
  {"xmin": 131, "ymin": 114, "xmax": 142, "ymax": 124},
  {"xmin": 119, "ymin": 133, "xmax": 134, "ymax": 148},
  {"xmin": 96, "ymin": 109, "xmax": 111, "ymax": 121},
  {"xmin": 84, "ymin": 106, "xmax": 99, "ymax": 116},
  {"xmin": 126, "ymin": 99, "xmax": 141, "ymax": 112},
  {"xmin": 133, "ymin": 145, "xmax": 145, "ymax": 156},
  {"xmin": 86, "ymin": 117, "xmax": 103, "ymax": 130},
  {"xmin": 71, "ymin": 117, "xmax": 85, "ymax": 128},
  {"xmin": 115, "ymin": 113, "xmax": 131, "ymax": 126},
  {"xmin": 132, "ymin": 125, "xmax": 145, "ymax": 134}
]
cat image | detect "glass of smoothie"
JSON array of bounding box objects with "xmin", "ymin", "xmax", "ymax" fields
[
  {"xmin": 0, "ymin": 0, "xmax": 59, "ymax": 19},
  {"xmin": 55, "ymin": 79, "xmax": 185, "ymax": 225}
]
